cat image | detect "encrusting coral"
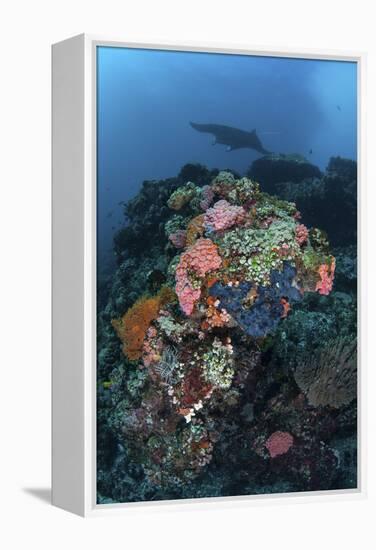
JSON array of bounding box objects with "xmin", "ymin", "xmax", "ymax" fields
[
  {"xmin": 265, "ymin": 431, "xmax": 294, "ymax": 458},
  {"xmin": 167, "ymin": 181, "xmax": 198, "ymax": 210},
  {"xmin": 175, "ymin": 238, "xmax": 222, "ymax": 315},
  {"xmin": 295, "ymin": 223, "xmax": 309, "ymax": 246},
  {"xmin": 209, "ymin": 263, "xmax": 302, "ymax": 337}
]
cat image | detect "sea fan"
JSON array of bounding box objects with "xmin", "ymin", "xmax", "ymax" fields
[{"xmin": 294, "ymin": 337, "xmax": 357, "ymax": 408}]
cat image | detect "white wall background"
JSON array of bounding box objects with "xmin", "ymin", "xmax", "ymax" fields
[{"xmin": 0, "ymin": 0, "xmax": 375, "ymax": 548}]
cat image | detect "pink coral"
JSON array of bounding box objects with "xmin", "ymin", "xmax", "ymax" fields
[
  {"xmin": 265, "ymin": 431, "xmax": 294, "ymax": 458},
  {"xmin": 295, "ymin": 223, "xmax": 309, "ymax": 246},
  {"xmin": 315, "ymin": 258, "xmax": 336, "ymax": 296},
  {"xmin": 169, "ymin": 230, "xmax": 187, "ymax": 248},
  {"xmin": 204, "ymin": 200, "xmax": 246, "ymax": 232},
  {"xmin": 175, "ymin": 238, "xmax": 222, "ymax": 315},
  {"xmin": 142, "ymin": 326, "xmax": 164, "ymax": 368},
  {"xmin": 200, "ymin": 185, "xmax": 215, "ymax": 211},
  {"xmin": 175, "ymin": 280, "xmax": 201, "ymax": 317}
]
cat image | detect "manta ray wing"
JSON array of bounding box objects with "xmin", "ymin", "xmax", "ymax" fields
[{"xmin": 190, "ymin": 122, "xmax": 270, "ymax": 154}]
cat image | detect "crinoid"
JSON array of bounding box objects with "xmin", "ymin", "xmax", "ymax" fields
[{"xmin": 155, "ymin": 347, "xmax": 179, "ymax": 385}]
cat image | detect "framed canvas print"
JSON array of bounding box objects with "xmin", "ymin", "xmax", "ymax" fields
[{"xmin": 52, "ymin": 35, "xmax": 365, "ymax": 516}]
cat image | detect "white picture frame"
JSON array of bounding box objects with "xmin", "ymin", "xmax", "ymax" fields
[{"xmin": 52, "ymin": 34, "xmax": 366, "ymax": 517}]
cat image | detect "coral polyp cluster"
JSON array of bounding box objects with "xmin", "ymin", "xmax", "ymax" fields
[
  {"xmin": 175, "ymin": 238, "xmax": 222, "ymax": 315},
  {"xmin": 265, "ymin": 431, "xmax": 294, "ymax": 458},
  {"xmin": 316, "ymin": 258, "xmax": 336, "ymax": 296},
  {"xmin": 204, "ymin": 199, "xmax": 246, "ymax": 232}
]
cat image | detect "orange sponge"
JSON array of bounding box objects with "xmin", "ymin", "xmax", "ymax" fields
[{"xmin": 112, "ymin": 287, "xmax": 176, "ymax": 361}]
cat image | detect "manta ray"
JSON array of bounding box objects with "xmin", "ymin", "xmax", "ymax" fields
[{"xmin": 190, "ymin": 122, "xmax": 270, "ymax": 154}]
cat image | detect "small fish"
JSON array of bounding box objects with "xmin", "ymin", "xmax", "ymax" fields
[
  {"xmin": 309, "ymin": 149, "xmax": 313, "ymax": 155},
  {"xmin": 336, "ymin": 105, "xmax": 341, "ymax": 111},
  {"xmin": 107, "ymin": 211, "xmax": 113, "ymax": 218}
]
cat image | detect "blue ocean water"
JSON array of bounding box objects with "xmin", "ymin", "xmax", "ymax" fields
[{"xmin": 97, "ymin": 46, "xmax": 357, "ymax": 270}]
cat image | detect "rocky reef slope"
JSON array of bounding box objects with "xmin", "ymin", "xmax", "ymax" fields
[{"xmin": 97, "ymin": 156, "xmax": 357, "ymax": 503}]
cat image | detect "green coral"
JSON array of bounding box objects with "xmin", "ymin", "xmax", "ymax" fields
[
  {"xmin": 212, "ymin": 170, "xmax": 236, "ymax": 187},
  {"xmin": 156, "ymin": 313, "xmax": 185, "ymax": 340},
  {"xmin": 219, "ymin": 218, "xmax": 299, "ymax": 285},
  {"xmin": 167, "ymin": 181, "xmax": 199, "ymax": 210},
  {"xmin": 165, "ymin": 215, "xmax": 187, "ymax": 236},
  {"xmin": 144, "ymin": 420, "xmax": 213, "ymax": 484},
  {"xmin": 227, "ymin": 177, "xmax": 260, "ymax": 205},
  {"xmin": 126, "ymin": 368, "xmax": 148, "ymax": 399},
  {"xmin": 167, "ymin": 255, "xmax": 181, "ymax": 283},
  {"xmin": 301, "ymin": 246, "xmax": 325, "ymax": 271},
  {"xmin": 256, "ymin": 193, "xmax": 298, "ymax": 220},
  {"xmin": 201, "ymin": 338, "xmax": 234, "ymax": 389},
  {"xmin": 309, "ymin": 227, "xmax": 330, "ymax": 252}
]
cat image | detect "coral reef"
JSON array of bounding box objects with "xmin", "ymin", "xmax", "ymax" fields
[
  {"xmin": 271, "ymin": 157, "xmax": 357, "ymax": 247},
  {"xmin": 97, "ymin": 158, "xmax": 357, "ymax": 504}
]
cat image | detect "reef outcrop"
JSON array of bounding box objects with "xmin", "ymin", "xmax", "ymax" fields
[
  {"xmin": 248, "ymin": 153, "xmax": 322, "ymax": 193},
  {"xmin": 97, "ymin": 159, "xmax": 357, "ymax": 504}
]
